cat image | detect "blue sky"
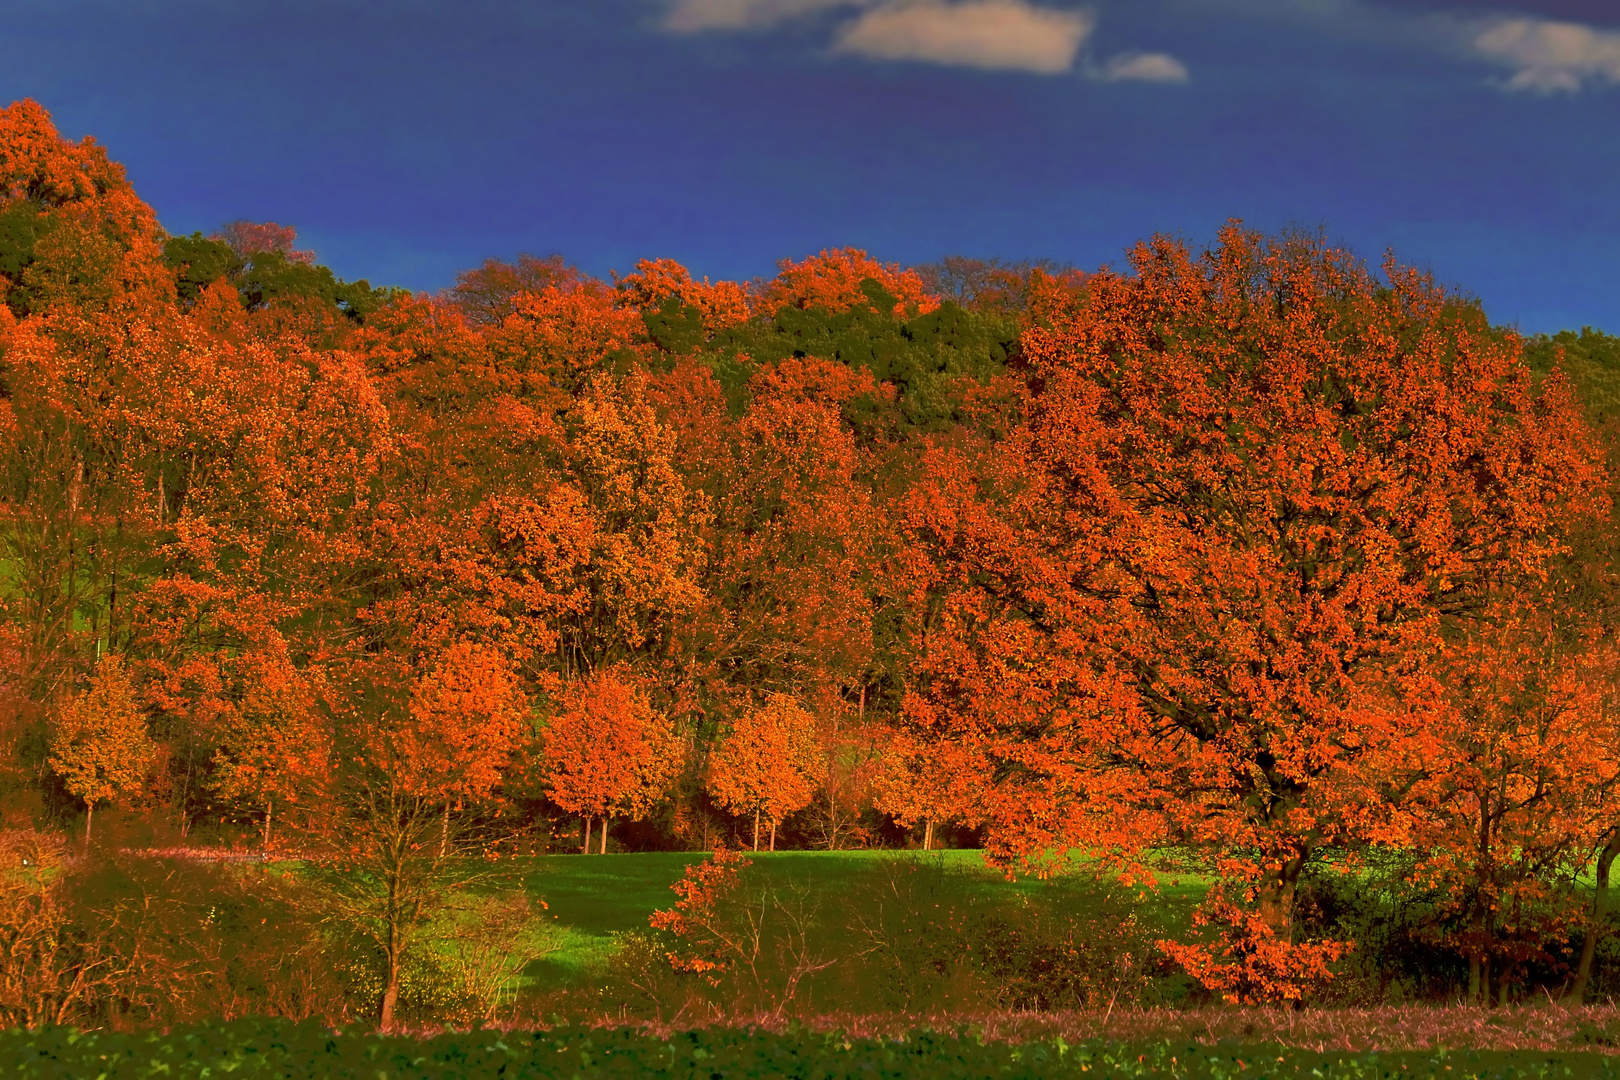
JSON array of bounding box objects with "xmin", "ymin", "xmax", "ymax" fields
[{"xmin": 3, "ymin": 0, "xmax": 1617, "ymax": 333}]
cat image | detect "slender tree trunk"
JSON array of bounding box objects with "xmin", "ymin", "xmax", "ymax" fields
[
  {"xmin": 1571, "ymin": 832, "xmax": 1620, "ymax": 1002},
  {"xmin": 1470, "ymin": 793, "xmax": 1493, "ymax": 1005},
  {"xmin": 752, "ymin": 808, "xmax": 760, "ymax": 852},
  {"xmin": 378, "ymin": 826, "xmax": 414, "ymax": 1032},
  {"xmin": 769, "ymin": 818, "xmax": 777, "ymax": 852},
  {"xmin": 583, "ymin": 816, "xmax": 592, "ymax": 854},
  {"xmin": 263, "ymin": 799, "xmax": 274, "ymax": 852},
  {"xmin": 600, "ymin": 818, "xmax": 609, "ymax": 855},
  {"xmin": 923, "ymin": 818, "xmax": 934, "ymax": 851},
  {"xmin": 380, "ymin": 930, "xmax": 402, "ymax": 1031},
  {"xmin": 439, "ymin": 803, "xmax": 450, "ymax": 858},
  {"xmin": 83, "ymin": 802, "xmax": 94, "ymax": 852}
]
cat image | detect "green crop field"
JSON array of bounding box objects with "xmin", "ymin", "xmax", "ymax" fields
[{"xmin": 5, "ymin": 1020, "xmax": 1616, "ymax": 1079}]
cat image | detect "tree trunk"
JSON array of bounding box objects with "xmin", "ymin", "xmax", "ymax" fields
[
  {"xmin": 439, "ymin": 803, "xmax": 450, "ymax": 858},
  {"xmin": 583, "ymin": 816, "xmax": 592, "ymax": 854},
  {"xmin": 1254, "ymin": 853, "xmax": 1306, "ymax": 939},
  {"xmin": 769, "ymin": 818, "xmax": 777, "ymax": 852},
  {"xmin": 752, "ymin": 808, "xmax": 760, "ymax": 852},
  {"xmin": 83, "ymin": 802, "xmax": 94, "ymax": 852},
  {"xmin": 600, "ymin": 817, "xmax": 609, "ymax": 855},
  {"xmin": 923, "ymin": 818, "xmax": 934, "ymax": 851},
  {"xmin": 263, "ymin": 799, "xmax": 274, "ymax": 852},
  {"xmin": 380, "ymin": 936, "xmax": 402, "ymax": 1031},
  {"xmin": 1570, "ymin": 832, "xmax": 1620, "ymax": 1002}
]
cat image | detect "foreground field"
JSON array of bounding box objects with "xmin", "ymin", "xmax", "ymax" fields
[
  {"xmin": 491, "ymin": 849, "xmax": 1122, "ymax": 978},
  {"xmin": 9, "ymin": 1019, "xmax": 1620, "ymax": 1080}
]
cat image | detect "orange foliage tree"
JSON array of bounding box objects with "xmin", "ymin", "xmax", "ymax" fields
[
  {"xmin": 1397, "ymin": 597, "xmax": 1620, "ymax": 1004},
  {"xmin": 900, "ymin": 225, "xmax": 1602, "ymax": 997},
  {"xmin": 208, "ymin": 642, "xmax": 329, "ymax": 850},
  {"xmin": 394, "ymin": 642, "xmax": 528, "ymax": 853},
  {"xmin": 616, "ymin": 257, "xmax": 751, "ymax": 339},
  {"xmin": 317, "ymin": 645, "xmax": 525, "ymax": 1031},
  {"xmin": 762, "ymin": 247, "xmax": 938, "ymax": 318},
  {"xmin": 707, "ymin": 694, "xmax": 819, "ymax": 851},
  {"xmin": 47, "ymin": 655, "xmax": 158, "ymax": 846},
  {"xmin": 540, "ymin": 668, "xmax": 679, "ymax": 853}
]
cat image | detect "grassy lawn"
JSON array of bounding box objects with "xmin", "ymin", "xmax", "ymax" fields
[{"xmin": 462, "ymin": 848, "xmax": 1204, "ymax": 986}]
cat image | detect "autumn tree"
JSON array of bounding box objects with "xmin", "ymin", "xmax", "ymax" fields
[
  {"xmin": 397, "ymin": 642, "xmax": 528, "ymax": 854},
  {"xmin": 540, "ymin": 668, "xmax": 679, "ymax": 853},
  {"xmin": 900, "ymin": 225, "xmax": 1601, "ymax": 994},
  {"xmin": 707, "ymin": 694, "xmax": 819, "ymax": 851},
  {"xmin": 212, "ymin": 220, "xmax": 314, "ymax": 263},
  {"xmin": 616, "ymin": 257, "xmax": 751, "ymax": 350},
  {"xmin": 559, "ymin": 372, "xmax": 709, "ymax": 671},
  {"xmin": 48, "ymin": 655, "xmax": 157, "ymax": 847},
  {"xmin": 208, "ymin": 642, "xmax": 330, "ymax": 850},
  {"xmin": 762, "ymin": 248, "xmax": 937, "ymax": 319},
  {"xmin": 446, "ymin": 252, "xmax": 577, "ymax": 325},
  {"xmin": 1394, "ymin": 599, "xmax": 1620, "ymax": 1004},
  {"xmin": 874, "ymin": 729, "xmax": 969, "ymax": 851},
  {"xmin": 318, "ymin": 646, "xmax": 525, "ymax": 1030}
]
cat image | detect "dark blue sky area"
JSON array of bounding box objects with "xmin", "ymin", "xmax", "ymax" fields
[{"xmin": 4, "ymin": 0, "xmax": 1616, "ymax": 333}]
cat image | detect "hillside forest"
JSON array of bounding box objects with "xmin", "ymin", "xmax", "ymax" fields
[{"xmin": 6, "ymin": 97, "xmax": 1620, "ymax": 1023}]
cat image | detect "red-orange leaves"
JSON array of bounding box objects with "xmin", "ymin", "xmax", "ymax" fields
[
  {"xmin": 616, "ymin": 258, "xmax": 751, "ymax": 337},
  {"xmin": 647, "ymin": 846, "xmax": 751, "ymax": 981},
  {"xmin": 1159, "ymin": 889, "xmax": 1351, "ymax": 1005},
  {"xmin": 393, "ymin": 643, "xmax": 527, "ymax": 803},
  {"xmin": 209, "ymin": 642, "xmax": 330, "ymax": 848},
  {"xmin": 900, "ymin": 225, "xmax": 1602, "ymax": 987},
  {"xmin": 0, "ymin": 98, "xmax": 141, "ymax": 214},
  {"xmin": 487, "ymin": 279, "xmax": 644, "ymax": 392},
  {"xmin": 540, "ymin": 669, "xmax": 679, "ymax": 824},
  {"xmin": 707, "ymin": 694, "xmax": 819, "ymax": 850},
  {"xmin": 763, "ymin": 248, "xmax": 938, "ymax": 317},
  {"xmin": 0, "ymin": 99, "xmax": 164, "ymax": 311}
]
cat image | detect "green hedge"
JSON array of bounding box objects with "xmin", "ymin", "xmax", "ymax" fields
[{"xmin": 3, "ymin": 1020, "xmax": 1614, "ymax": 1079}]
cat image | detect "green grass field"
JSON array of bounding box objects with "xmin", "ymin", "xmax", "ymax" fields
[
  {"xmin": 477, "ymin": 849, "xmax": 993, "ymax": 980},
  {"xmin": 458, "ymin": 848, "xmax": 1205, "ymax": 989}
]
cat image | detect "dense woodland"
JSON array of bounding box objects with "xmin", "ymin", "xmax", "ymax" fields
[{"xmin": 5, "ymin": 96, "xmax": 1620, "ymax": 1022}]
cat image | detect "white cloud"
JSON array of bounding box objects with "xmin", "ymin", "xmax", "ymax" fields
[
  {"xmin": 1473, "ymin": 17, "xmax": 1620, "ymax": 93},
  {"xmin": 663, "ymin": 0, "xmax": 862, "ymax": 33},
  {"xmin": 832, "ymin": 0, "xmax": 1094, "ymax": 75},
  {"xmin": 1096, "ymin": 50, "xmax": 1188, "ymax": 83}
]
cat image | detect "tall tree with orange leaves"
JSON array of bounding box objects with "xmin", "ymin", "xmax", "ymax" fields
[
  {"xmin": 901, "ymin": 225, "xmax": 1602, "ymax": 996},
  {"xmin": 48, "ymin": 655, "xmax": 158, "ymax": 848},
  {"xmin": 208, "ymin": 641, "xmax": 330, "ymax": 850},
  {"xmin": 540, "ymin": 668, "xmax": 680, "ymax": 853},
  {"xmin": 707, "ymin": 694, "xmax": 819, "ymax": 851},
  {"xmin": 1394, "ymin": 596, "xmax": 1620, "ymax": 1004},
  {"xmin": 763, "ymin": 248, "xmax": 937, "ymax": 319},
  {"xmin": 301, "ymin": 645, "xmax": 526, "ymax": 1030}
]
